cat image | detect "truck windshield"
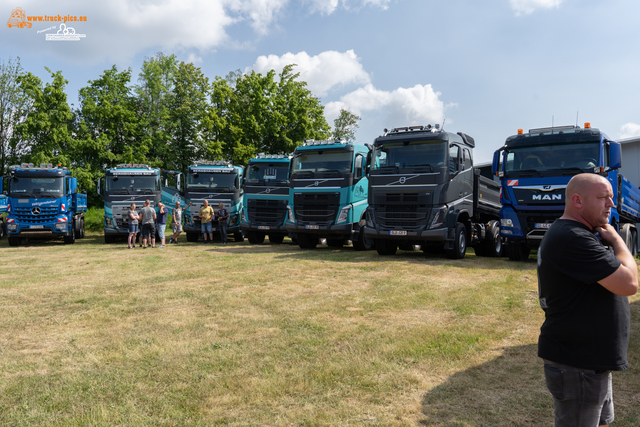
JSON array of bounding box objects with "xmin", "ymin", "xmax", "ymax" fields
[
  {"xmin": 504, "ymin": 142, "xmax": 600, "ymax": 176},
  {"xmin": 246, "ymin": 163, "xmax": 289, "ymax": 185},
  {"xmin": 291, "ymin": 151, "xmax": 352, "ymax": 176},
  {"xmin": 10, "ymin": 176, "xmax": 64, "ymax": 198},
  {"xmin": 187, "ymin": 172, "xmax": 239, "ymax": 192},
  {"xmin": 372, "ymin": 140, "xmax": 446, "ymax": 171},
  {"xmin": 105, "ymin": 175, "xmax": 160, "ymax": 195}
]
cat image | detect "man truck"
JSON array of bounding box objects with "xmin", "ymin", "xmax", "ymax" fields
[
  {"xmin": 182, "ymin": 160, "xmax": 245, "ymax": 243},
  {"xmin": 3, "ymin": 163, "xmax": 87, "ymax": 246},
  {"xmin": 363, "ymin": 125, "xmax": 502, "ymax": 259},
  {"xmin": 97, "ymin": 163, "xmax": 181, "ymax": 243},
  {"xmin": 285, "ymin": 139, "xmax": 373, "ymax": 250},
  {"xmin": 492, "ymin": 123, "xmax": 640, "ymax": 260},
  {"xmin": 0, "ymin": 193, "xmax": 6, "ymax": 239},
  {"xmin": 241, "ymin": 154, "xmax": 292, "ymax": 244}
]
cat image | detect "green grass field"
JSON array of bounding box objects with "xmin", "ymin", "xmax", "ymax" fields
[{"xmin": 0, "ymin": 233, "xmax": 639, "ymax": 426}]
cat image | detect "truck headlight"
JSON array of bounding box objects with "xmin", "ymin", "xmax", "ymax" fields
[
  {"xmin": 336, "ymin": 206, "xmax": 351, "ymax": 224},
  {"xmin": 230, "ymin": 214, "xmax": 239, "ymax": 225},
  {"xmin": 287, "ymin": 206, "xmax": 294, "ymax": 223},
  {"xmin": 429, "ymin": 206, "xmax": 448, "ymax": 229},
  {"xmin": 500, "ymin": 218, "xmax": 514, "ymax": 227},
  {"xmin": 55, "ymin": 223, "xmax": 67, "ymax": 230},
  {"xmin": 105, "ymin": 216, "xmax": 113, "ymax": 227},
  {"xmin": 7, "ymin": 224, "xmax": 17, "ymax": 230}
]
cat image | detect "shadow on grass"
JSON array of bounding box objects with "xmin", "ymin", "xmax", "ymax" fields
[{"xmin": 420, "ymin": 300, "xmax": 640, "ymax": 426}]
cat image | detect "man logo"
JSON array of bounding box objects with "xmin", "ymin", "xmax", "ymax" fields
[
  {"xmin": 533, "ymin": 194, "xmax": 562, "ymax": 201},
  {"xmin": 399, "ymin": 177, "xmax": 406, "ymax": 184},
  {"xmin": 543, "ymin": 185, "xmax": 552, "ymax": 190},
  {"xmin": 32, "ymin": 207, "xmax": 41, "ymax": 215}
]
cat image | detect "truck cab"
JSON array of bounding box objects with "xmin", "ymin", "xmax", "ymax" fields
[
  {"xmin": 492, "ymin": 123, "xmax": 627, "ymax": 260},
  {"xmin": 182, "ymin": 161, "xmax": 245, "ymax": 242},
  {"xmin": 241, "ymin": 154, "xmax": 292, "ymax": 244},
  {"xmin": 285, "ymin": 139, "xmax": 373, "ymax": 250},
  {"xmin": 4, "ymin": 163, "xmax": 87, "ymax": 246}
]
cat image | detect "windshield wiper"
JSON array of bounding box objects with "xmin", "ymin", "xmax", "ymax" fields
[
  {"xmin": 110, "ymin": 189, "xmax": 129, "ymax": 195},
  {"xmin": 135, "ymin": 189, "xmax": 155, "ymax": 194},
  {"xmin": 33, "ymin": 192, "xmax": 56, "ymax": 198},
  {"xmin": 12, "ymin": 192, "xmax": 36, "ymax": 198},
  {"xmin": 513, "ymin": 169, "xmax": 543, "ymax": 177},
  {"xmin": 377, "ymin": 165, "xmax": 399, "ymax": 173},
  {"xmin": 546, "ymin": 167, "xmax": 587, "ymax": 175},
  {"xmin": 404, "ymin": 163, "xmax": 434, "ymax": 172}
]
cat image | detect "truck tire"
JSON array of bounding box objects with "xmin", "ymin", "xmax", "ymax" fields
[
  {"xmin": 506, "ymin": 243, "xmax": 530, "ymax": 261},
  {"xmin": 8, "ymin": 236, "xmax": 20, "ymax": 247},
  {"xmin": 269, "ymin": 234, "xmax": 285, "ymax": 244},
  {"xmin": 64, "ymin": 221, "xmax": 76, "ymax": 244},
  {"xmin": 484, "ymin": 221, "xmax": 503, "ymax": 257},
  {"xmin": 326, "ymin": 238, "xmax": 344, "ymax": 247},
  {"xmin": 104, "ymin": 234, "xmax": 116, "ymax": 244},
  {"xmin": 246, "ymin": 231, "xmax": 265, "ymax": 244},
  {"xmin": 297, "ymin": 233, "xmax": 318, "ymax": 249},
  {"xmin": 632, "ymin": 229, "xmax": 638, "ymax": 257},
  {"xmin": 234, "ymin": 232, "xmax": 245, "ymax": 242},
  {"xmin": 445, "ymin": 223, "xmax": 467, "ymax": 260},
  {"xmin": 620, "ymin": 224, "xmax": 635, "ymax": 255},
  {"xmin": 353, "ymin": 229, "xmax": 374, "ymax": 251},
  {"xmin": 376, "ymin": 239, "xmax": 397, "ymax": 256},
  {"xmin": 79, "ymin": 219, "xmax": 85, "ymax": 239},
  {"xmin": 186, "ymin": 232, "xmax": 199, "ymax": 242},
  {"xmin": 0, "ymin": 221, "xmax": 4, "ymax": 240}
]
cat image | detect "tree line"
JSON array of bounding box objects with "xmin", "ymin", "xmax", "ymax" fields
[{"xmin": 0, "ymin": 54, "xmax": 360, "ymax": 207}]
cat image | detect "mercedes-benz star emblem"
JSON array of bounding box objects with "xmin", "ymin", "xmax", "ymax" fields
[{"xmin": 32, "ymin": 207, "xmax": 41, "ymax": 215}]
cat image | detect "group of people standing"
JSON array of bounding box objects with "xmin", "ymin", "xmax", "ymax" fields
[{"xmin": 126, "ymin": 199, "xmax": 229, "ymax": 248}]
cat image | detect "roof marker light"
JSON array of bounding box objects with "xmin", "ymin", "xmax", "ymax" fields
[
  {"xmin": 584, "ymin": 122, "xmax": 591, "ymax": 129},
  {"xmin": 518, "ymin": 129, "xmax": 524, "ymax": 135}
]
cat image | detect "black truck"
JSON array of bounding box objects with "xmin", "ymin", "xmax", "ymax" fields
[{"xmin": 363, "ymin": 125, "xmax": 502, "ymax": 259}]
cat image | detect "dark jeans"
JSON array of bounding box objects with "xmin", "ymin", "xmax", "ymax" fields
[{"xmin": 219, "ymin": 221, "xmax": 228, "ymax": 243}]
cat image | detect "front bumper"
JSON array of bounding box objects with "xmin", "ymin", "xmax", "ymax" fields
[{"xmin": 286, "ymin": 222, "xmax": 354, "ymax": 236}]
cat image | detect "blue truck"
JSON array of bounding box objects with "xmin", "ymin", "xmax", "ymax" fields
[
  {"xmin": 2, "ymin": 163, "xmax": 87, "ymax": 246},
  {"xmin": 97, "ymin": 164, "xmax": 181, "ymax": 243},
  {"xmin": 492, "ymin": 123, "xmax": 640, "ymax": 260},
  {"xmin": 182, "ymin": 161, "xmax": 245, "ymax": 243},
  {"xmin": 285, "ymin": 139, "xmax": 373, "ymax": 250},
  {"xmin": 0, "ymin": 192, "xmax": 7, "ymax": 239},
  {"xmin": 241, "ymin": 154, "xmax": 292, "ymax": 244},
  {"xmin": 364, "ymin": 125, "xmax": 502, "ymax": 259}
]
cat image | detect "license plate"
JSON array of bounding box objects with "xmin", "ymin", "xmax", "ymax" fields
[
  {"xmin": 305, "ymin": 225, "xmax": 319, "ymax": 230},
  {"xmin": 30, "ymin": 225, "xmax": 44, "ymax": 229},
  {"xmin": 258, "ymin": 226, "xmax": 270, "ymax": 230},
  {"xmin": 389, "ymin": 230, "xmax": 407, "ymax": 236},
  {"xmin": 535, "ymin": 223, "xmax": 552, "ymax": 229}
]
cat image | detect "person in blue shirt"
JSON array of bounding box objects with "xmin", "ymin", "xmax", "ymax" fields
[
  {"xmin": 156, "ymin": 202, "xmax": 168, "ymax": 248},
  {"xmin": 217, "ymin": 202, "xmax": 230, "ymax": 244}
]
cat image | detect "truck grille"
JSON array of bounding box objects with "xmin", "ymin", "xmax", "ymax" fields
[
  {"xmin": 13, "ymin": 206, "xmax": 58, "ymax": 223},
  {"xmin": 294, "ymin": 192, "xmax": 339, "ymax": 225},
  {"xmin": 372, "ymin": 193, "xmax": 428, "ymax": 229},
  {"xmin": 247, "ymin": 199, "xmax": 287, "ymax": 226}
]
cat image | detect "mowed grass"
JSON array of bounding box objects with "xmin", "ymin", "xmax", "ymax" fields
[{"xmin": 0, "ymin": 234, "xmax": 639, "ymax": 426}]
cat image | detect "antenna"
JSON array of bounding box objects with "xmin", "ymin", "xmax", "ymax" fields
[
  {"xmin": 576, "ymin": 111, "xmax": 579, "ymax": 127},
  {"xmin": 441, "ymin": 119, "xmax": 446, "ymax": 131},
  {"xmin": 552, "ymin": 115, "xmax": 554, "ymax": 128}
]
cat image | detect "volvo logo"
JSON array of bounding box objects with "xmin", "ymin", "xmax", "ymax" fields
[
  {"xmin": 399, "ymin": 177, "xmax": 407, "ymax": 184},
  {"xmin": 32, "ymin": 207, "xmax": 41, "ymax": 215},
  {"xmin": 314, "ymin": 181, "xmax": 319, "ymax": 186},
  {"xmin": 266, "ymin": 188, "xmax": 271, "ymax": 194}
]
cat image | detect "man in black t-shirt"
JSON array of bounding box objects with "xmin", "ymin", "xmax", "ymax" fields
[{"xmin": 537, "ymin": 173, "xmax": 638, "ymax": 427}]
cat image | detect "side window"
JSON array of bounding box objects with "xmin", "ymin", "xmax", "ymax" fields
[
  {"xmin": 354, "ymin": 154, "xmax": 364, "ymax": 178},
  {"xmin": 449, "ymin": 145, "xmax": 460, "ymax": 175},
  {"xmin": 463, "ymin": 148, "xmax": 472, "ymax": 170}
]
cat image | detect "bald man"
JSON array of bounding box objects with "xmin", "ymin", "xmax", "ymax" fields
[{"xmin": 537, "ymin": 173, "xmax": 638, "ymax": 427}]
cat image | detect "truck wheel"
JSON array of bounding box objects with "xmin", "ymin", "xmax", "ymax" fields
[
  {"xmin": 0, "ymin": 221, "xmax": 4, "ymax": 240},
  {"xmin": 485, "ymin": 221, "xmax": 503, "ymax": 257},
  {"xmin": 632, "ymin": 229, "xmax": 638, "ymax": 257},
  {"xmin": 446, "ymin": 223, "xmax": 467, "ymax": 259},
  {"xmin": 353, "ymin": 229, "xmax": 374, "ymax": 251},
  {"xmin": 78, "ymin": 219, "xmax": 85, "ymax": 239},
  {"xmin": 64, "ymin": 221, "xmax": 76, "ymax": 244},
  {"xmin": 327, "ymin": 238, "xmax": 344, "ymax": 247},
  {"xmin": 247, "ymin": 231, "xmax": 265, "ymax": 244},
  {"xmin": 376, "ymin": 239, "xmax": 397, "ymax": 256},
  {"xmin": 269, "ymin": 234, "xmax": 285, "ymax": 244},
  {"xmin": 297, "ymin": 233, "xmax": 318, "ymax": 249},
  {"xmin": 104, "ymin": 234, "xmax": 116, "ymax": 244},
  {"xmin": 620, "ymin": 224, "xmax": 635, "ymax": 255},
  {"xmin": 186, "ymin": 232, "xmax": 199, "ymax": 242},
  {"xmin": 234, "ymin": 232, "xmax": 245, "ymax": 242},
  {"xmin": 8, "ymin": 236, "xmax": 20, "ymax": 247},
  {"xmin": 506, "ymin": 243, "xmax": 530, "ymax": 261}
]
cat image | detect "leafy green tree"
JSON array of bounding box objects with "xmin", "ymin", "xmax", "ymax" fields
[
  {"xmin": 0, "ymin": 57, "xmax": 29, "ymax": 177},
  {"xmin": 14, "ymin": 68, "xmax": 73, "ymax": 167},
  {"xmin": 332, "ymin": 108, "xmax": 361, "ymax": 141}
]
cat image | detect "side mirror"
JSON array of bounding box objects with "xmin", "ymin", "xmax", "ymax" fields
[
  {"xmin": 492, "ymin": 151, "xmax": 500, "ymax": 175},
  {"xmin": 609, "ymin": 142, "xmax": 621, "ymax": 169}
]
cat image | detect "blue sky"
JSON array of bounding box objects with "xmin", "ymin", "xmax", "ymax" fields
[{"xmin": 2, "ymin": 0, "xmax": 640, "ymax": 163}]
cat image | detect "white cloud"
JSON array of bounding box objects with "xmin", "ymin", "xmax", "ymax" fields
[
  {"xmin": 306, "ymin": 0, "xmax": 391, "ymax": 15},
  {"xmin": 619, "ymin": 123, "xmax": 640, "ymax": 139},
  {"xmin": 247, "ymin": 50, "xmax": 370, "ymax": 97},
  {"xmin": 509, "ymin": 0, "xmax": 563, "ymax": 15},
  {"xmin": 227, "ymin": 0, "xmax": 289, "ymax": 35},
  {"xmin": 325, "ymin": 83, "xmax": 445, "ymax": 127}
]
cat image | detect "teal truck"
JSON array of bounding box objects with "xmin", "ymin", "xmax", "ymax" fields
[
  {"xmin": 3, "ymin": 163, "xmax": 87, "ymax": 246},
  {"xmin": 182, "ymin": 161, "xmax": 245, "ymax": 242},
  {"xmin": 97, "ymin": 164, "xmax": 181, "ymax": 243},
  {"xmin": 241, "ymin": 154, "xmax": 292, "ymax": 244},
  {"xmin": 285, "ymin": 139, "xmax": 374, "ymax": 250}
]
